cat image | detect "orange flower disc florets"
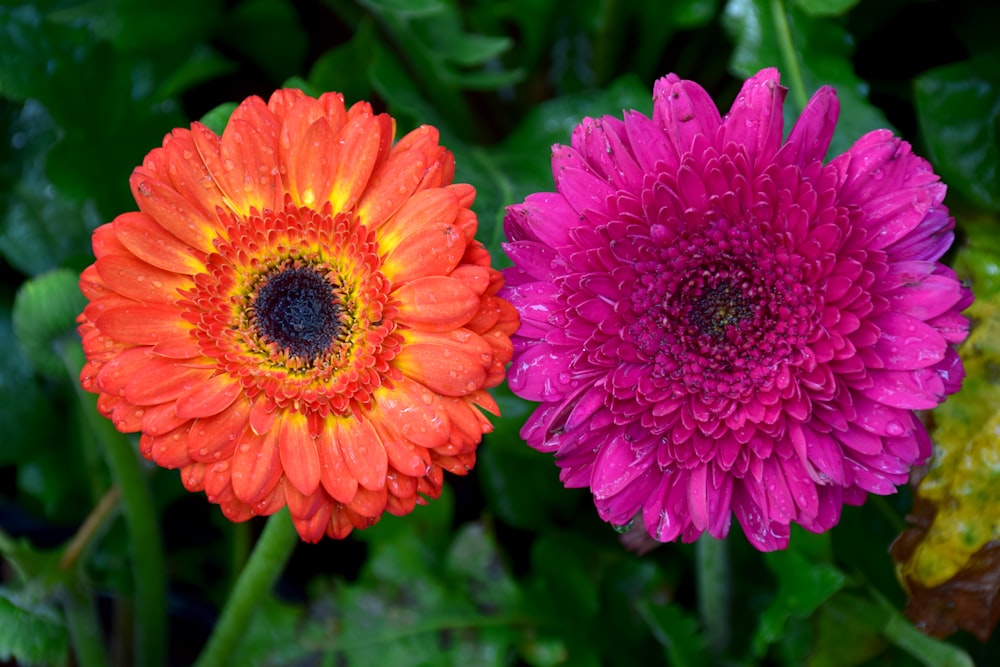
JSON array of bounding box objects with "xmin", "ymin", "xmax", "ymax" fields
[{"xmin": 76, "ymin": 89, "xmax": 519, "ymax": 541}]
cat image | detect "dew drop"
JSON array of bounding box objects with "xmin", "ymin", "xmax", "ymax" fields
[{"xmin": 885, "ymin": 420, "xmax": 905, "ymax": 437}]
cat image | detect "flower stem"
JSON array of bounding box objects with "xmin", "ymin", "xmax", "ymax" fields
[
  {"xmin": 60, "ymin": 486, "xmax": 120, "ymax": 571},
  {"xmin": 60, "ymin": 339, "xmax": 167, "ymax": 667},
  {"xmin": 64, "ymin": 587, "xmax": 110, "ymax": 667},
  {"xmin": 696, "ymin": 535, "xmax": 731, "ymax": 660},
  {"xmin": 770, "ymin": 0, "xmax": 809, "ymax": 111},
  {"xmin": 193, "ymin": 510, "xmax": 299, "ymax": 667}
]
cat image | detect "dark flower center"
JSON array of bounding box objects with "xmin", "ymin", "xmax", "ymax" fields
[
  {"xmin": 252, "ymin": 266, "xmax": 343, "ymax": 360},
  {"xmin": 687, "ymin": 280, "xmax": 755, "ymax": 340}
]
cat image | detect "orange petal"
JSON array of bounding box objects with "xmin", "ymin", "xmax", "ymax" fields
[
  {"xmin": 141, "ymin": 402, "xmax": 189, "ymax": 438},
  {"xmin": 285, "ymin": 481, "xmax": 332, "ymax": 543},
  {"xmin": 159, "ymin": 129, "xmax": 226, "ymax": 220},
  {"xmin": 111, "ymin": 400, "xmax": 144, "ymax": 432},
  {"xmin": 449, "ymin": 264, "xmax": 491, "ymax": 296},
  {"xmin": 287, "ymin": 117, "xmax": 336, "ymax": 208},
  {"xmin": 328, "ymin": 507, "xmax": 355, "ymax": 539},
  {"xmin": 386, "ymin": 470, "xmax": 418, "ymax": 508},
  {"xmin": 277, "ymin": 95, "xmax": 326, "ymax": 175},
  {"xmin": 328, "ymin": 111, "xmax": 386, "ymax": 214},
  {"xmin": 95, "ymin": 253, "xmax": 193, "ymax": 304},
  {"xmin": 218, "ymin": 102, "xmax": 282, "ymax": 215},
  {"xmin": 381, "ymin": 433, "xmax": 430, "ymax": 477},
  {"xmin": 315, "ymin": 425, "xmax": 358, "ymax": 504},
  {"xmin": 372, "ymin": 377, "xmax": 451, "ymax": 449},
  {"xmin": 114, "ymin": 212, "xmax": 206, "ymax": 274},
  {"xmin": 277, "ymin": 411, "xmax": 322, "ymax": 495},
  {"xmin": 393, "ymin": 276, "xmax": 481, "ymax": 332},
  {"xmin": 252, "ymin": 483, "xmax": 286, "ymax": 516},
  {"xmin": 394, "ymin": 343, "xmax": 487, "ymax": 397},
  {"xmin": 123, "ymin": 358, "xmax": 213, "ymax": 405},
  {"xmin": 355, "ymin": 149, "xmax": 428, "ymax": 229},
  {"xmin": 249, "ymin": 396, "xmax": 278, "ymax": 435},
  {"xmin": 95, "ymin": 346, "xmax": 151, "ymax": 396},
  {"xmin": 267, "ymin": 88, "xmax": 309, "ymax": 121},
  {"xmin": 441, "ymin": 395, "xmax": 492, "ymax": 444},
  {"xmin": 218, "ymin": 497, "xmax": 254, "ymax": 523},
  {"xmin": 142, "ymin": 425, "xmax": 194, "ymax": 469},
  {"xmin": 175, "ymin": 373, "xmax": 243, "ymax": 419},
  {"xmin": 381, "ymin": 221, "xmax": 467, "ymax": 283},
  {"xmin": 386, "ymin": 493, "xmax": 417, "ymax": 517},
  {"xmin": 186, "ymin": 394, "xmax": 252, "ymax": 462},
  {"xmin": 230, "ymin": 425, "xmax": 282, "ymax": 504},
  {"xmin": 346, "ymin": 484, "xmax": 388, "ymax": 518},
  {"xmin": 335, "ymin": 415, "xmax": 387, "ymax": 491},
  {"xmin": 377, "ymin": 188, "xmax": 458, "ymax": 246},
  {"xmin": 95, "ymin": 303, "xmax": 193, "ymax": 345},
  {"xmin": 130, "ymin": 171, "xmax": 218, "ymax": 254},
  {"xmin": 92, "ymin": 221, "xmax": 129, "ymax": 258},
  {"xmin": 151, "ymin": 335, "xmax": 202, "ymax": 360},
  {"xmin": 318, "ymin": 91, "xmax": 348, "ymax": 134},
  {"xmin": 180, "ymin": 461, "xmax": 206, "ymax": 491},
  {"xmin": 204, "ymin": 460, "xmax": 233, "ymax": 504}
]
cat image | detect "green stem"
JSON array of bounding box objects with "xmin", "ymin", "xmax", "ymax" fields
[
  {"xmin": 696, "ymin": 535, "xmax": 731, "ymax": 661},
  {"xmin": 64, "ymin": 587, "xmax": 110, "ymax": 667},
  {"xmin": 60, "ymin": 486, "xmax": 120, "ymax": 571},
  {"xmin": 770, "ymin": 0, "xmax": 809, "ymax": 111},
  {"xmin": 193, "ymin": 510, "xmax": 299, "ymax": 667},
  {"xmin": 59, "ymin": 340, "xmax": 167, "ymax": 667}
]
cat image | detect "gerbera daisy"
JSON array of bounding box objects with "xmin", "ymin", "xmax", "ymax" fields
[
  {"xmin": 501, "ymin": 68, "xmax": 970, "ymax": 551},
  {"xmin": 77, "ymin": 89, "xmax": 517, "ymax": 542}
]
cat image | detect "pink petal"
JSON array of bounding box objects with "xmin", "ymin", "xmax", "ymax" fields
[
  {"xmin": 861, "ymin": 367, "xmax": 946, "ymax": 409},
  {"xmin": 652, "ymin": 73, "xmax": 723, "ymax": 157},
  {"xmin": 781, "ymin": 84, "xmax": 839, "ymax": 167},
  {"xmin": 723, "ymin": 68, "xmax": 786, "ymax": 169}
]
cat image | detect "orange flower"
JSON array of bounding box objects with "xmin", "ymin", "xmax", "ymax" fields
[{"xmin": 77, "ymin": 89, "xmax": 518, "ymax": 541}]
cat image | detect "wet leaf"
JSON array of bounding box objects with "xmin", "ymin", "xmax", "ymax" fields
[
  {"xmin": 891, "ymin": 219, "xmax": 1000, "ymax": 641},
  {"xmin": 753, "ymin": 547, "xmax": 845, "ymax": 656},
  {"xmin": 914, "ymin": 54, "xmax": 1000, "ymax": 211},
  {"xmin": 636, "ymin": 601, "xmax": 709, "ymax": 667},
  {"xmin": 0, "ymin": 589, "xmax": 69, "ymax": 667}
]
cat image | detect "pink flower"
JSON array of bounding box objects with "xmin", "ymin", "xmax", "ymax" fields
[{"xmin": 500, "ymin": 68, "xmax": 971, "ymax": 551}]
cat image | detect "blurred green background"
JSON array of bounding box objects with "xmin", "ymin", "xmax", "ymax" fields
[{"xmin": 2, "ymin": 0, "xmax": 999, "ymax": 665}]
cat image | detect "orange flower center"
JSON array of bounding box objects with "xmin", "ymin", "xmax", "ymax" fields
[{"xmin": 182, "ymin": 200, "xmax": 404, "ymax": 417}]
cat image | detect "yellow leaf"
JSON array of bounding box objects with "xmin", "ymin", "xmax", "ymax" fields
[{"xmin": 899, "ymin": 296, "xmax": 1000, "ymax": 587}]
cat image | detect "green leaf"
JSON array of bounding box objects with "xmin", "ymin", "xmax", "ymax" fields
[
  {"xmin": 752, "ymin": 547, "xmax": 845, "ymax": 656},
  {"xmin": 636, "ymin": 601, "xmax": 709, "ymax": 667},
  {"xmin": 217, "ymin": 0, "xmax": 306, "ymax": 83},
  {"xmin": 914, "ymin": 54, "xmax": 1000, "ymax": 211},
  {"xmin": 445, "ymin": 523, "xmax": 520, "ymax": 612},
  {"xmin": 793, "ymin": 0, "xmax": 860, "ymax": 17},
  {"xmin": 0, "ymin": 588, "xmax": 69, "ymax": 667},
  {"xmin": 307, "ymin": 19, "xmax": 378, "ymax": 105},
  {"xmin": 464, "ymin": 74, "xmax": 653, "ymax": 258},
  {"xmin": 809, "ymin": 593, "xmax": 888, "ymax": 667},
  {"xmin": 13, "ymin": 269, "xmax": 88, "ymax": 379},
  {"xmin": 874, "ymin": 591, "xmax": 975, "ymax": 667},
  {"xmin": 0, "ymin": 101, "xmax": 101, "ymax": 276},
  {"xmin": 199, "ymin": 102, "xmax": 239, "ymax": 136},
  {"xmin": 723, "ymin": 0, "xmax": 891, "ymax": 157},
  {"xmin": 0, "ymin": 295, "xmax": 57, "ymax": 466},
  {"xmin": 359, "ymin": 0, "xmax": 448, "ymax": 18}
]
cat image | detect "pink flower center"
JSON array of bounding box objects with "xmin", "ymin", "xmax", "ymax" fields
[{"xmin": 626, "ymin": 215, "xmax": 815, "ymax": 401}]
